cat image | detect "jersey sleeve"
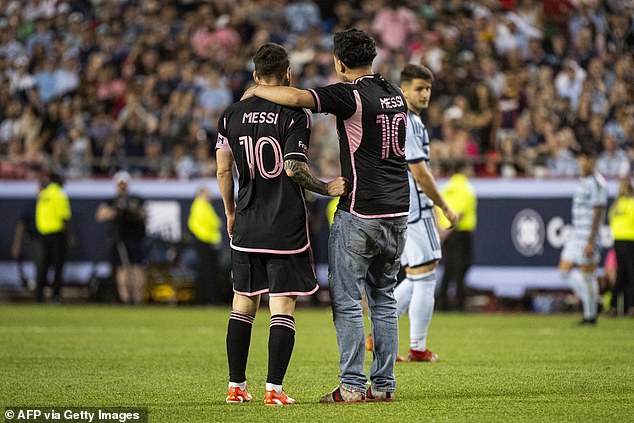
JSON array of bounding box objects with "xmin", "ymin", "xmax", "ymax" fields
[
  {"xmin": 405, "ymin": 116, "xmax": 428, "ymax": 163},
  {"xmin": 283, "ymin": 108, "xmax": 312, "ymax": 163},
  {"xmin": 215, "ymin": 113, "xmax": 231, "ymax": 151},
  {"xmin": 591, "ymin": 179, "xmax": 608, "ymax": 207},
  {"xmin": 307, "ymin": 83, "xmax": 357, "ymax": 119}
]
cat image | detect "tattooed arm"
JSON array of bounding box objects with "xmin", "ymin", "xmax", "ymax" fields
[{"xmin": 284, "ymin": 159, "xmax": 348, "ymax": 196}]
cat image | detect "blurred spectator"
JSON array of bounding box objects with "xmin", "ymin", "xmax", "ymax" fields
[
  {"xmin": 608, "ymin": 177, "xmax": 634, "ymax": 316},
  {"xmin": 95, "ymin": 171, "xmax": 146, "ymax": 304},
  {"xmin": 437, "ymin": 160, "xmax": 477, "ymax": 311},
  {"xmin": 0, "ymin": 0, "xmax": 632, "ymax": 180},
  {"xmin": 597, "ymin": 132, "xmax": 630, "ymax": 178},
  {"xmin": 187, "ymin": 186, "xmax": 222, "ymax": 304},
  {"xmin": 546, "ymin": 127, "xmax": 579, "ymax": 177},
  {"xmin": 35, "ymin": 172, "xmax": 71, "ymax": 303}
]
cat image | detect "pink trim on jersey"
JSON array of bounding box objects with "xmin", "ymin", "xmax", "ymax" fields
[
  {"xmin": 308, "ymin": 89, "xmax": 321, "ymax": 112},
  {"xmin": 344, "ymin": 90, "xmax": 363, "ymax": 215},
  {"xmin": 284, "ymin": 152, "xmax": 308, "ymax": 160},
  {"xmin": 233, "ymin": 287, "xmax": 270, "ymax": 297},
  {"xmin": 303, "ymin": 108, "xmax": 312, "ymax": 129},
  {"xmin": 353, "ymin": 74, "xmax": 374, "ymax": 83},
  {"xmin": 230, "ymin": 241, "xmax": 311, "ymax": 255},
  {"xmin": 350, "ymin": 210, "xmax": 409, "ymax": 219},
  {"xmin": 216, "ymin": 133, "xmax": 230, "ymax": 150},
  {"xmin": 268, "ymin": 284, "xmax": 320, "ymax": 297}
]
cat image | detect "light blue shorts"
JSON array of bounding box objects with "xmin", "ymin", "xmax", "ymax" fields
[
  {"xmin": 560, "ymin": 237, "xmax": 600, "ymax": 266},
  {"xmin": 401, "ymin": 210, "xmax": 442, "ymax": 268}
]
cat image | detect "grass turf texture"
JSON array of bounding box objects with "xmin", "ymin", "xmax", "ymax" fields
[{"xmin": 1, "ymin": 305, "xmax": 633, "ymax": 422}]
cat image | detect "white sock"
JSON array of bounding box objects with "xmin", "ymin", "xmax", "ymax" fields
[
  {"xmin": 581, "ymin": 272, "xmax": 599, "ymax": 318},
  {"xmin": 394, "ymin": 277, "xmax": 413, "ymax": 318},
  {"xmin": 229, "ymin": 381, "xmax": 246, "ymax": 390},
  {"xmin": 408, "ymin": 271, "xmax": 436, "ymax": 351},
  {"xmin": 562, "ymin": 270, "xmax": 589, "ymax": 317},
  {"xmin": 266, "ymin": 383, "xmax": 282, "ymax": 394}
]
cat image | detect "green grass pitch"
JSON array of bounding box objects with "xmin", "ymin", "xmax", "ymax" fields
[{"xmin": 1, "ymin": 305, "xmax": 633, "ymax": 422}]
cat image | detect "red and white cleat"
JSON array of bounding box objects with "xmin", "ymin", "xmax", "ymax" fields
[
  {"xmin": 407, "ymin": 348, "xmax": 439, "ymax": 362},
  {"xmin": 226, "ymin": 386, "xmax": 253, "ymax": 403},
  {"xmin": 264, "ymin": 389, "xmax": 296, "ymax": 406}
]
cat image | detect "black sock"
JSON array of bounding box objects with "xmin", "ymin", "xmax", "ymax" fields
[
  {"xmin": 267, "ymin": 314, "xmax": 296, "ymax": 386},
  {"xmin": 226, "ymin": 311, "xmax": 255, "ymax": 383}
]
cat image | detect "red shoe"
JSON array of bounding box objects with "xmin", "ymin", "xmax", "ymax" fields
[
  {"xmin": 395, "ymin": 354, "xmax": 408, "ymax": 362},
  {"xmin": 264, "ymin": 389, "xmax": 296, "ymax": 405},
  {"xmin": 226, "ymin": 386, "xmax": 253, "ymax": 403},
  {"xmin": 365, "ymin": 334, "xmax": 374, "ymax": 352},
  {"xmin": 407, "ymin": 348, "xmax": 439, "ymax": 362}
]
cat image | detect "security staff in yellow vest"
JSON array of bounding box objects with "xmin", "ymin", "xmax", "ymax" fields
[
  {"xmin": 188, "ymin": 187, "xmax": 223, "ymax": 304},
  {"xmin": 608, "ymin": 177, "xmax": 634, "ymax": 315},
  {"xmin": 35, "ymin": 172, "xmax": 71, "ymax": 302},
  {"xmin": 436, "ymin": 160, "xmax": 477, "ymax": 311}
]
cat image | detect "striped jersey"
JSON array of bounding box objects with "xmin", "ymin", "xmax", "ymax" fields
[
  {"xmin": 308, "ymin": 74, "xmax": 409, "ymax": 218},
  {"xmin": 571, "ymin": 172, "xmax": 607, "ymax": 242},
  {"xmin": 215, "ymin": 97, "xmax": 312, "ymax": 254},
  {"xmin": 405, "ymin": 110, "xmax": 434, "ymax": 223}
]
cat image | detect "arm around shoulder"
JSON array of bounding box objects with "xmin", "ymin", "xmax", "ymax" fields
[{"xmin": 254, "ymin": 85, "xmax": 316, "ymax": 110}]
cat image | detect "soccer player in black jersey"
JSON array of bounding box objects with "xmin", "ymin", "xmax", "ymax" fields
[
  {"xmin": 216, "ymin": 43, "xmax": 347, "ymax": 406},
  {"xmin": 245, "ymin": 29, "xmax": 409, "ymax": 403}
]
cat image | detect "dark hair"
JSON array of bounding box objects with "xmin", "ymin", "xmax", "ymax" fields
[
  {"xmin": 577, "ymin": 145, "xmax": 598, "ymax": 158},
  {"xmin": 450, "ymin": 159, "xmax": 469, "ymax": 174},
  {"xmin": 333, "ymin": 28, "xmax": 377, "ymax": 69},
  {"xmin": 400, "ymin": 64, "xmax": 434, "ymax": 84},
  {"xmin": 253, "ymin": 43, "xmax": 289, "ymax": 81}
]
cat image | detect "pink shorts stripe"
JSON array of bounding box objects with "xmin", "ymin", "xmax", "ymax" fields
[
  {"xmin": 233, "ymin": 287, "xmax": 270, "ymax": 297},
  {"xmin": 268, "ymin": 284, "xmax": 319, "ymax": 297}
]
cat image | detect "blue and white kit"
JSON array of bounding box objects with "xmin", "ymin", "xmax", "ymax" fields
[{"xmin": 400, "ymin": 110, "xmax": 442, "ymax": 268}]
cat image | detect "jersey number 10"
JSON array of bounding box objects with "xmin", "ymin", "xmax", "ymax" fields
[
  {"xmin": 240, "ymin": 135, "xmax": 284, "ymax": 179},
  {"xmin": 377, "ymin": 112, "xmax": 406, "ymax": 159}
]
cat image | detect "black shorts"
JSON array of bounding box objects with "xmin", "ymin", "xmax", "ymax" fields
[
  {"xmin": 112, "ymin": 239, "xmax": 147, "ymax": 267},
  {"xmin": 231, "ymin": 249, "xmax": 318, "ymax": 297}
]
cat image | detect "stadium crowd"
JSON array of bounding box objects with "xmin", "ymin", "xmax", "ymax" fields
[{"xmin": 0, "ymin": 0, "xmax": 632, "ymax": 180}]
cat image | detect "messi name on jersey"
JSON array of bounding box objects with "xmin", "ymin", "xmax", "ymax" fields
[
  {"xmin": 380, "ymin": 96, "xmax": 405, "ymax": 109},
  {"xmin": 242, "ymin": 111, "xmax": 280, "ymax": 124}
]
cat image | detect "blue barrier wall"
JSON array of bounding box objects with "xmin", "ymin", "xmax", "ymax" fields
[{"xmin": 0, "ymin": 179, "xmax": 617, "ymax": 297}]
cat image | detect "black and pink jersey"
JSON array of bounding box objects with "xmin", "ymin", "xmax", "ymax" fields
[
  {"xmin": 216, "ymin": 97, "xmax": 312, "ymax": 253},
  {"xmin": 308, "ymin": 74, "xmax": 409, "ymax": 218}
]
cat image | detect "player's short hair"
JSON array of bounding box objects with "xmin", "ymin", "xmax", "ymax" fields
[
  {"xmin": 400, "ymin": 64, "xmax": 434, "ymax": 84},
  {"xmin": 253, "ymin": 43, "xmax": 289, "ymax": 81},
  {"xmin": 333, "ymin": 28, "xmax": 377, "ymax": 69}
]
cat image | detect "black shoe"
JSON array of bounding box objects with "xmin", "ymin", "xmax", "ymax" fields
[{"xmin": 579, "ymin": 317, "xmax": 597, "ymax": 325}]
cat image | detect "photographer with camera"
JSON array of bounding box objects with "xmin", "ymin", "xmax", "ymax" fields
[{"xmin": 96, "ymin": 171, "xmax": 147, "ymax": 304}]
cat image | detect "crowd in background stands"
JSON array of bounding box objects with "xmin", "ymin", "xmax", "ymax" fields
[{"xmin": 0, "ymin": 0, "xmax": 632, "ymax": 180}]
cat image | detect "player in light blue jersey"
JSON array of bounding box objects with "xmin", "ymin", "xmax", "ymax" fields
[
  {"xmin": 559, "ymin": 149, "xmax": 607, "ymax": 324},
  {"xmin": 368, "ymin": 64, "xmax": 457, "ymax": 362}
]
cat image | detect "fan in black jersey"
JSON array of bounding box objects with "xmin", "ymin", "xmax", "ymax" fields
[
  {"xmin": 216, "ymin": 43, "xmax": 347, "ymax": 406},
  {"xmin": 244, "ymin": 28, "xmax": 409, "ymax": 404}
]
